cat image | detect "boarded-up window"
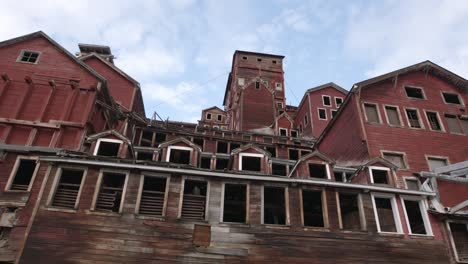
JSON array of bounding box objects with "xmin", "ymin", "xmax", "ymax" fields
[
  {"xmin": 445, "ymin": 114, "xmax": 462, "ymax": 133},
  {"xmin": 382, "ymin": 153, "xmax": 406, "ymax": 169},
  {"xmin": 427, "ymin": 157, "xmax": 448, "ymax": 171},
  {"xmin": 138, "ymin": 177, "xmax": 167, "ymax": 216},
  {"xmin": 385, "ymin": 106, "xmax": 401, "ymax": 126},
  {"xmin": 169, "ymin": 148, "xmax": 191, "ymax": 164},
  {"xmin": 308, "ymin": 164, "xmax": 327, "ymax": 179},
  {"xmin": 374, "ymin": 197, "xmax": 398, "ymax": 232},
  {"xmin": 272, "ymin": 163, "xmax": 287, "ymax": 176},
  {"xmin": 364, "ymin": 104, "xmax": 380, "ymax": 123},
  {"xmin": 403, "ymin": 199, "xmax": 428, "ymax": 235},
  {"xmin": 406, "ymin": 109, "xmax": 421, "ymax": 128},
  {"xmin": 9, "ymin": 159, "xmax": 37, "ymax": 191},
  {"xmin": 449, "ymin": 223, "xmax": 468, "ymax": 262},
  {"xmin": 302, "ymin": 190, "xmax": 324, "ymax": 227},
  {"xmin": 339, "ymin": 193, "xmax": 361, "ymax": 230},
  {"xmin": 371, "ymin": 169, "xmax": 389, "ymax": 184},
  {"xmin": 263, "ymin": 186, "xmax": 286, "ymax": 225},
  {"xmin": 95, "ymin": 172, "xmax": 127, "ymax": 213},
  {"xmin": 182, "ymin": 180, "xmax": 207, "ymax": 220},
  {"xmin": 241, "ymin": 156, "xmax": 262, "ymax": 171},
  {"xmin": 426, "ymin": 112, "xmax": 442, "ymax": 131},
  {"xmin": 223, "ymin": 184, "xmax": 246, "ymax": 223},
  {"xmin": 442, "ymin": 92, "xmax": 461, "ymax": 105},
  {"xmin": 52, "ymin": 169, "xmax": 84, "ymax": 209}
]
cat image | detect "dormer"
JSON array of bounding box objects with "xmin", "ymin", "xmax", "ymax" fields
[
  {"xmin": 274, "ymin": 112, "xmax": 294, "ymax": 137},
  {"xmin": 87, "ymin": 130, "xmax": 132, "ymax": 159},
  {"xmin": 351, "ymin": 158, "xmax": 398, "ymax": 186},
  {"xmin": 231, "ymin": 144, "xmax": 270, "ymax": 173},
  {"xmin": 158, "ymin": 137, "xmax": 202, "ymax": 166},
  {"xmin": 289, "ymin": 151, "xmax": 334, "ymax": 179}
]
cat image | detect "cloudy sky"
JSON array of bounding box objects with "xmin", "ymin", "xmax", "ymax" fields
[{"xmin": 1, "ymin": 0, "xmax": 467, "ymax": 122}]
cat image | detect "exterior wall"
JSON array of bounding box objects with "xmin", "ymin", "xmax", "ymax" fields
[
  {"xmin": 240, "ymin": 77, "xmax": 275, "ymax": 131},
  {"xmin": 294, "ymin": 94, "xmax": 312, "ymax": 137},
  {"xmin": 308, "ymin": 87, "xmax": 347, "ymax": 138},
  {"xmin": 200, "ymin": 107, "xmax": 227, "ymax": 129}
]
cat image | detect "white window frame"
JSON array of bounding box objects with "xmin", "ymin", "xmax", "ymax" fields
[
  {"xmin": 425, "ymin": 155, "xmax": 450, "ymax": 171},
  {"xmin": 368, "ymin": 166, "xmax": 391, "ymax": 184},
  {"xmin": 300, "ymin": 188, "xmax": 329, "ymax": 228},
  {"xmin": 322, "ymin": 95, "xmax": 332, "ymax": 107},
  {"xmin": 91, "ymin": 169, "xmax": 130, "ymax": 214},
  {"xmin": 237, "ymin": 78, "xmax": 245, "ymax": 86},
  {"xmin": 404, "ymin": 85, "xmax": 426, "ymax": 100},
  {"xmin": 318, "ymin": 108, "xmax": 327, "ymax": 120},
  {"xmin": 336, "ymin": 192, "xmax": 366, "ymax": 231},
  {"xmin": 135, "ymin": 173, "xmax": 171, "ymax": 217},
  {"xmin": 178, "ymin": 176, "xmax": 210, "ymax": 221},
  {"xmin": 277, "ymin": 102, "xmax": 283, "ymax": 109},
  {"xmin": 331, "ymin": 109, "xmax": 338, "ymax": 118},
  {"xmin": 400, "ymin": 195, "xmax": 433, "ymax": 236},
  {"xmin": 217, "ymin": 114, "xmax": 222, "ymax": 121},
  {"xmin": 404, "ymin": 107, "xmax": 425, "ymax": 129},
  {"xmin": 220, "ymin": 181, "xmax": 250, "ymax": 224},
  {"xmin": 362, "ymin": 102, "xmax": 382, "ymax": 124},
  {"xmin": 16, "ymin": 49, "xmax": 41, "ymax": 64},
  {"xmin": 441, "ymin": 91, "xmax": 464, "ymax": 106},
  {"xmin": 93, "ymin": 138, "xmax": 123, "ymax": 156},
  {"xmin": 423, "ymin": 110, "xmax": 445, "ymax": 132},
  {"xmin": 206, "ymin": 113, "xmax": 212, "ymax": 120},
  {"xmin": 275, "ymin": 82, "xmax": 282, "ymax": 91},
  {"xmin": 239, "ymin": 153, "xmax": 264, "ymax": 171},
  {"xmin": 47, "ymin": 165, "xmax": 88, "ymax": 211},
  {"xmin": 166, "ymin": 146, "xmax": 193, "ymax": 164},
  {"xmin": 371, "ymin": 192, "xmax": 403, "ymax": 234},
  {"xmin": 381, "ymin": 150, "xmax": 409, "ymax": 170},
  {"xmin": 446, "ymin": 220, "xmax": 468, "ymax": 263},
  {"xmin": 383, "ymin": 104, "xmax": 403, "ymax": 127},
  {"xmin": 307, "ymin": 162, "xmax": 331, "ymax": 180},
  {"xmin": 5, "ymin": 155, "xmax": 40, "ymax": 192},
  {"xmin": 261, "ymin": 184, "xmax": 290, "ymax": 225},
  {"xmin": 279, "ymin": 128, "xmax": 288, "ymax": 137},
  {"xmin": 335, "ymin": 97, "xmax": 343, "ymax": 108},
  {"xmin": 290, "ymin": 130, "xmax": 298, "ymax": 138}
]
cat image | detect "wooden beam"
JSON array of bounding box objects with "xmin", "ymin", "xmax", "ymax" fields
[
  {"xmin": 0, "ymin": 118, "xmax": 60, "ymax": 129},
  {"xmin": 60, "ymin": 84, "xmax": 79, "ymax": 121},
  {"xmin": 38, "ymin": 80, "xmax": 56, "ymax": 122},
  {"xmin": 12, "ymin": 79, "xmax": 33, "ymax": 119}
]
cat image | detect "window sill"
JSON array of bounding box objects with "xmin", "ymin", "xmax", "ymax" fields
[
  {"xmin": 365, "ymin": 122, "xmax": 383, "ymax": 125},
  {"xmin": 135, "ymin": 214, "xmax": 165, "ymax": 221},
  {"xmin": 377, "ymin": 232, "xmax": 404, "ymax": 237},
  {"xmin": 86, "ymin": 210, "xmax": 122, "ymax": 217},
  {"xmin": 302, "ymin": 226, "xmax": 329, "ymax": 232},
  {"xmin": 407, "ymin": 127, "xmax": 425, "ymax": 130},
  {"xmin": 262, "ymin": 224, "xmax": 291, "ymax": 229},
  {"xmin": 4, "ymin": 190, "xmax": 30, "ymax": 193},
  {"xmin": 44, "ymin": 206, "xmax": 77, "ymax": 214},
  {"xmin": 387, "ymin": 124, "xmax": 405, "ymax": 128},
  {"xmin": 219, "ymin": 222, "xmax": 250, "ymax": 227},
  {"xmin": 408, "ymin": 234, "xmax": 434, "ymax": 239},
  {"xmin": 338, "ymin": 229, "xmax": 367, "ymax": 234}
]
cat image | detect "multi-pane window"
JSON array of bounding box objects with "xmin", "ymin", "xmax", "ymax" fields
[
  {"xmin": 51, "ymin": 168, "xmax": 85, "ymax": 209},
  {"xmin": 442, "ymin": 92, "xmax": 462, "ymax": 105},
  {"xmin": 402, "ymin": 198, "xmax": 431, "ymax": 235},
  {"xmin": 94, "ymin": 172, "xmax": 127, "ymax": 213},
  {"xmin": 445, "ymin": 114, "xmax": 463, "ymax": 134},
  {"xmin": 405, "ymin": 86, "xmax": 424, "ymax": 99},
  {"xmin": 338, "ymin": 193, "xmax": 362, "ymax": 231},
  {"xmin": 323, "ymin": 96, "xmax": 331, "ymax": 106},
  {"xmin": 223, "ymin": 184, "xmax": 247, "ymax": 223},
  {"xmin": 18, "ymin": 50, "xmax": 40, "ymax": 63},
  {"xmin": 372, "ymin": 195, "xmax": 401, "ymax": 233},
  {"xmin": 364, "ymin": 104, "xmax": 380, "ymax": 123},
  {"xmin": 318, "ymin": 109, "xmax": 327, "ymax": 120},
  {"xmin": 426, "ymin": 111, "xmax": 442, "ymax": 131},
  {"xmin": 263, "ymin": 186, "xmax": 286, "ymax": 225},
  {"xmin": 384, "ymin": 106, "xmax": 401, "ymax": 126},
  {"xmin": 138, "ymin": 176, "xmax": 167, "ymax": 216},
  {"xmin": 302, "ymin": 190, "xmax": 324, "ymax": 227},
  {"xmin": 382, "ymin": 152, "xmax": 406, "ymax": 169},
  {"xmin": 405, "ymin": 109, "xmax": 422, "ymax": 128},
  {"xmin": 7, "ymin": 159, "xmax": 38, "ymax": 191}
]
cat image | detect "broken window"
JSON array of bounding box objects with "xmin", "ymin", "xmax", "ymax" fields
[
  {"xmin": 51, "ymin": 168, "xmax": 84, "ymax": 209},
  {"xmin": 371, "ymin": 168, "xmax": 389, "ymax": 184},
  {"xmin": 169, "ymin": 148, "xmax": 191, "ymax": 164},
  {"xmin": 339, "ymin": 193, "xmax": 361, "ymax": 230},
  {"xmin": 405, "ymin": 178, "xmax": 420, "ymax": 190},
  {"xmin": 302, "ymin": 190, "xmax": 324, "ymax": 227},
  {"xmin": 442, "ymin": 92, "xmax": 461, "ymax": 105},
  {"xmin": 279, "ymin": 128, "xmax": 287, "ymax": 136},
  {"xmin": 331, "ymin": 110, "xmax": 338, "ymax": 118},
  {"xmin": 217, "ymin": 141, "xmax": 228, "ymax": 153},
  {"xmin": 290, "ymin": 130, "xmax": 298, "ymax": 138},
  {"xmin": 140, "ymin": 131, "xmax": 153, "ymax": 147},
  {"xmin": 323, "ymin": 96, "xmax": 331, "ymax": 106},
  {"xmin": 335, "ymin": 97, "xmax": 343, "ymax": 107},
  {"xmin": 216, "ymin": 158, "xmax": 229, "ymax": 170},
  {"xmin": 96, "ymin": 140, "xmax": 121, "ymax": 157},
  {"xmin": 373, "ymin": 196, "xmax": 399, "ymax": 233},
  {"xmin": 138, "ymin": 176, "xmax": 167, "ymax": 216},
  {"xmin": 272, "ymin": 163, "xmax": 287, "ymax": 176},
  {"xmin": 364, "ymin": 103, "xmax": 380, "ymax": 123},
  {"xmin": 257, "ymin": 58, "xmax": 262, "ymax": 62},
  {"xmin": 200, "ymin": 157, "xmax": 211, "ymax": 169},
  {"xmin": 405, "ymin": 86, "xmax": 424, "ymax": 99},
  {"xmin": 448, "ymin": 222, "xmax": 468, "ymax": 262},
  {"xmin": 402, "ymin": 198, "xmax": 430, "ymax": 235},
  {"xmin": 182, "ymin": 180, "xmax": 207, "ymax": 220},
  {"xmin": 18, "ymin": 50, "xmax": 40, "ymax": 63},
  {"xmin": 95, "ymin": 172, "xmax": 127, "ymax": 213},
  {"xmin": 405, "ymin": 109, "xmax": 421, "ymax": 128},
  {"xmin": 445, "ymin": 114, "xmax": 462, "ymax": 134},
  {"xmin": 136, "ymin": 152, "xmax": 153, "ymax": 161},
  {"xmin": 241, "ymin": 155, "xmax": 262, "ymax": 172},
  {"xmin": 427, "ymin": 157, "xmax": 448, "ymax": 171},
  {"xmin": 382, "ymin": 152, "xmax": 406, "ymax": 169},
  {"xmin": 263, "ymin": 186, "xmax": 286, "ymax": 225},
  {"xmin": 308, "ymin": 164, "xmax": 327, "ymax": 179},
  {"xmin": 206, "ymin": 113, "xmax": 212, "ymax": 120},
  {"xmin": 289, "ymin": 149, "xmax": 299, "ymax": 160},
  {"xmin": 223, "ymin": 184, "xmax": 246, "ymax": 223},
  {"xmin": 385, "ymin": 106, "xmax": 401, "ymax": 126},
  {"xmin": 8, "ymin": 159, "xmax": 37, "ymax": 191},
  {"xmin": 318, "ymin": 108, "xmax": 327, "ymax": 120},
  {"xmin": 426, "ymin": 111, "xmax": 442, "ymax": 131},
  {"xmin": 265, "ymin": 146, "xmax": 276, "ymax": 157}
]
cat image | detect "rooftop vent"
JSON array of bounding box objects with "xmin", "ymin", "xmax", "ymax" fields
[{"xmin": 77, "ymin": 43, "xmax": 115, "ymax": 64}]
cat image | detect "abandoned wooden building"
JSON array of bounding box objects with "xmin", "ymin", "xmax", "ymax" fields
[{"xmin": 0, "ymin": 31, "xmax": 467, "ymax": 263}]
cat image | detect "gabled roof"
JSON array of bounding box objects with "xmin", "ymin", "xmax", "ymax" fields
[
  {"xmin": 87, "ymin": 130, "xmax": 131, "ymax": 144},
  {"xmin": 80, "ymin": 53, "xmax": 140, "ymax": 86},
  {"xmin": 274, "ymin": 111, "xmax": 294, "ymax": 126},
  {"xmin": 364, "ymin": 157, "xmax": 399, "ymax": 170},
  {"xmin": 288, "ymin": 150, "xmax": 334, "ymax": 177},
  {"xmin": 202, "ymin": 106, "xmax": 225, "ymax": 113},
  {"xmin": 231, "ymin": 143, "xmax": 270, "ymax": 157},
  {"xmin": 306, "ymin": 82, "xmax": 348, "ymax": 95},
  {"xmin": 158, "ymin": 137, "xmax": 202, "ymax": 152}
]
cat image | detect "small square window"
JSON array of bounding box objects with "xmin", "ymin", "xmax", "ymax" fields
[
  {"xmin": 445, "ymin": 114, "xmax": 463, "ymax": 134},
  {"xmin": 272, "ymin": 163, "xmax": 287, "ymax": 176},
  {"xmin": 382, "ymin": 152, "xmax": 406, "ymax": 169},
  {"xmin": 257, "ymin": 58, "xmax": 262, "ymax": 62},
  {"xmin": 279, "ymin": 128, "xmax": 287, "ymax": 137},
  {"xmin": 426, "ymin": 111, "xmax": 442, "ymax": 131},
  {"xmin": 308, "ymin": 163, "xmax": 327, "ymax": 179},
  {"xmin": 200, "ymin": 157, "xmax": 211, "ymax": 169},
  {"xmin": 290, "ymin": 130, "xmax": 298, "ymax": 138},
  {"xmin": 335, "ymin": 97, "xmax": 343, "ymax": 107},
  {"xmin": 242, "ymin": 56, "xmax": 248, "ymax": 60},
  {"xmin": 217, "ymin": 114, "xmax": 222, "ymax": 121},
  {"xmin": 405, "ymin": 178, "xmax": 420, "ymax": 190},
  {"xmin": 241, "ymin": 155, "xmax": 262, "ymax": 172},
  {"xmin": 427, "ymin": 157, "xmax": 448, "ymax": 171},
  {"xmin": 384, "ymin": 106, "xmax": 401, "ymax": 126},
  {"xmin": 206, "ymin": 113, "xmax": 212, "ymax": 120},
  {"xmin": 169, "ymin": 148, "xmax": 191, "ymax": 164},
  {"xmin": 323, "ymin": 96, "xmax": 331, "ymax": 106},
  {"xmin": 272, "ymin": 60, "xmax": 277, "ymax": 64},
  {"xmin": 95, "ymin": 140, "xmax": 121, "ymax": 157},
  {"xmin": 405, "ymin": 86, "xmax": 425, "ymax": 99},
  {"xmin": 318, "ymin": 109, "xmax": 327, "ymax": 120},
  {"xmin": 18, "ymin": 50, "xmax": 40, "ymax": 64},
  {"xmin": 275, "ymin": 83, "xmax": 282, "ymax": 91},
  {"xmin": 442, "ymin": 92, "xmax": 461, "ymax": 105},
  {"xmin": 289, "ymin": 149, "xmax": 299, "ymax": 160},
  {"xmin": 371, "ymin": 169, "xmax": 389, "ymax": 184}
]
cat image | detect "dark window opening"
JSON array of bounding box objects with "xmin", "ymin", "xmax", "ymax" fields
[
  {"xmin": 206, "ymin": 113, "xmax": 212, "ymax": 120},
  {"xmin": 308, "ymin": 164, "xmax": 327, "ymax": 179},
  {"xmin": 230, "ymin": 143, "xmax": 240, "ymax": 151},
  {"xmin": 95, "ymin": 172, "xmax": 126, "ymax": 213},
  {"xmin": 279, "ymin": 129, "xmax": 287, "ymax": 136},
  {"xmin": 139, "ymin": 177, "xmax": 166, "ymax": 216},
  {"xmin": 169, "ymin": 149, "xmax": 191, "ymax": 164},
  {"xmin": 339, "ymin": 193, "xmax": 361, "ymax": 230},
  {"xmin": 426, "ymin": 112, "xmax": 442, "ymax": 131},
  {"xmin": 19, "ymin": 50, "xmax": 39, "ymax": 63},
  {"xmin": 217, "ymin": 114, "xmax": 222, "ymax": 121},
  {"xmin": 257, "ymin": 58, "xmax": 262, "ymax": 62},
  {"xmin": 155, "ymin": 133, "xmax": 166, "ymax": 144},
  {"xmin": 263, "ymin": 187, "xmax": 286, "ymax": 225},
  {"xmin": 137, "ymin": 152, "xmax": 153, "ymax": 161},
  {"xmin": 406, "ymin": 109, "xmax": 421, "ymax": 128},
  {"xmin": 96, "ymin": 141, "xmax": 120, "ymax": 157},
  {"xmin": 140, "ymin": 131, "xmax": 153, "ymax": 147},
  {"xmin": 289, "ymin": 149, "xmax": 299, "ymax": 160},
  {"xmin": 372, "ymin": 169, "xmax": 389, "ymax": 184},
  {"xmin": 272, "ymin": 163, "xmax": 287, "ymax": 176},
  {"xmin": 334, "ymin": 171, "xmax": 344, "ymax": 182},
  {"xmin": 193, "ymin": 138, "xmax": 204, "ymax": 151},
  {"xmin": 323, "ymin": 96, "xmax": 331, "ymax": 106},
  {"xmin": 449, "ymin": 223, "xmax": 468, "ymax": 261},
  {"xmin": 331, "ymin": 110, "xmax": 338, "ymax": 118},
  {"xmin": 223, "ymin": 184, "xmax": 246, "ymax": 223},
  {"xmin": 405, "ymin": 86, "xmax": 424, "ymax": 99},
  {"xmin": 302, "ymin": 190, "xmax": 324, "ymax": 227},
  {"xmin": 318, "ymin": 109, "xmax": 326, "ymax": 120},
  {"xmin": 52, "ymin": 169, "xmax": 84, "ymax": 209},
  {"xmin": 272, "ymin": 60, "xmax": 277, "ymax": 64},
  {"xmin": 10, "ymin": 159, "xmax": 37, "ymax": 191},
  {"xmin": 241, "ymin": 156, "xmax": 261, "ymax": 172},
  {"xmin": 291, "ymin": 130, "xmax": 298, "ymax": 138},
  {"xmin": 300, "ymin": 150, "xmax": 311, "ymax": 157},
  {"xmin": 216, "ymin": 158, "xmax": 229, "ymax": 170},
  {"xmin": 255, "ymin": 81, "xmax": 260, "ymax": 89},
  {"xmin": 266, "ymin": 146, "xmax": 276, "ymax": 158},
  {"xmin": 403, "ymin": 200, "xmax": 427, "ymax": 235},
  {"xmin": 385, "ymin": 106, "xmax": 401, "ymax": 126},
  {"xmin": 279, "ymin": 110, "xmax": 284, "ymax": 115},
  {"xmin": 336, "ymin": 97, "xmax": 343, "ymax": 106},
  {"xmin": 374, "ymin": 197, "xmax": 397, "ymax": 232},
  {"xmin": 200, "ymin": 157, "xmax": 211, "ymax": 169},
  {"xmin": 242, "ymin": 56, "xmax": 247, "ymax": 60},
  {"xmin": 217, "ymin": 141, "xmax": 228, "ymax": 153},
  {"xmin": 443, "ymin": 93, "xmax": 461, "ymax": 104},
  {"xmin": 304, "ymin": 115, "xmax": 308, "ymax": 125},
  {"xmin": 445, "ymin": 114, "xmax": 462, "ymax": 133},
  {"xmin": 182, "ymin": 180, "xmax": 207, "ymax": 220},
  {"xmin": 364, "ymin": 104, "xmax": 379, "ymax": 123}
]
